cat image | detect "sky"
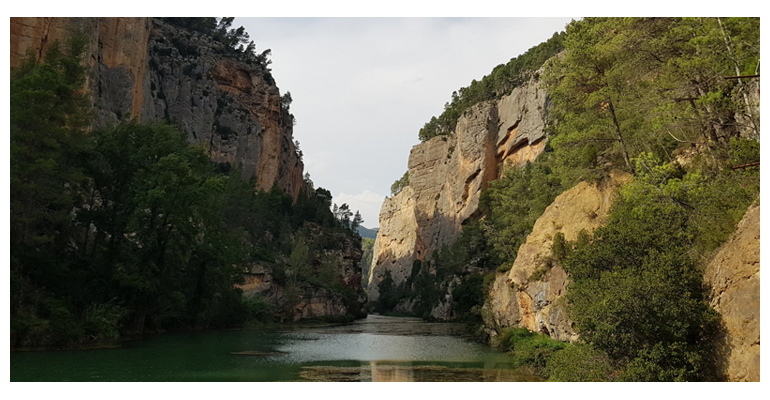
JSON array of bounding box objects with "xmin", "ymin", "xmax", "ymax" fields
[{"xmin": 235, "ymin": 17, "xmax": 574, "ymax": 228}]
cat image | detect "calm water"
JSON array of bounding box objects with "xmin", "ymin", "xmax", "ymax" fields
[{"xmin": 10, "ymin": 315, "xmax": 539, "ymax": 382}]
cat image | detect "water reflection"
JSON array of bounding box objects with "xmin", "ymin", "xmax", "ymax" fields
[
  {"xmin": 278, "ymin": 315, "xmax": 540, "ymax": 382},
  {"xmin": 299, "ymin": 362, "xmax": 542, "ymax": 382},
  {"xmin": 11, "ymin": 315, "xmax": 541, "ymax": 382}
]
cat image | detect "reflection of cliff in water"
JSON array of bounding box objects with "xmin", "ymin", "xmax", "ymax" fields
[{"xmin": 300, "ymin": 363, "xmax": 543, "ymax": 382}]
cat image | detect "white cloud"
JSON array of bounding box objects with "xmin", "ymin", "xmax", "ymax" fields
[
  {"xmin": 334, "ymin": 190, "xmax": 386, "ymax": 229},
  {"xmin": 235, "ymin": 17, "xmax": 575, "ymax": 221}
]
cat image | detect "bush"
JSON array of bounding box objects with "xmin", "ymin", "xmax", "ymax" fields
[
  {"xmin": 497, "ymin": 327, "xmax": 568, "ymax": 373},
  {"xmin": 562, "ymin": 163, "xmax": 734, "ymax": 381},
  {"xmin": 243, "ymin": 294, "xmax": 273, "ymax": 323},
  {"xmin": 452, "ymin": 274, "xmax": 485, "ymax": 320},
  {"xmin": 84, "ymin": 301, "xmax": 129, "ymax": 340},
  {"xmin": 545, "ymin": 343, "xmax": 615, "ymax": 382}
]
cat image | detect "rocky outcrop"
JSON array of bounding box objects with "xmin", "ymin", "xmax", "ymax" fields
[
  {"xmin": 238, "ymin": 225, "xmax": 366, "ymax": 321},
  {"xmin": 483, "ymin": 172, "xmax": 630, "ymax": 342},
  {"xmin": 368, "ymin": 77, "xmax": 549, "ymax": 301},
  {"xmin": 704, "ymin": 201, "xmax": 760, "ymax": 382},
  {"xmin": 11, "ymin": 17, "xmax": 350, "ymax": 321},
  {"xmin": 10, "ymin": 17, "xmax": 304, "ymax": 199}
]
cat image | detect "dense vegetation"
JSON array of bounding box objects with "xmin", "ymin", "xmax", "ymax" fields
[
  {"xmin": 376, "ymin": 17, "xmax": 759, "ymax": 381},
  {"xmin": 10, "ymin": 34, "xmax": 363, "ymax": 348},
  {"xmin": 499, "ymin": 17, "xmax": 759, "ymax": 381}
]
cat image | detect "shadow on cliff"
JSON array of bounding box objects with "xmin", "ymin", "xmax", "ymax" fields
[
  {"xmin": 370, "ymin": 208, "xmax": 479, "ymax": 317},
  {"xmin": 702, "ymin": 282, "xmax": 731, "ymax": 381}
]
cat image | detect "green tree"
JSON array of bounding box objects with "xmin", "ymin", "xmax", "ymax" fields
[
  {"xmin": 10, "ymin": 35, "xmax": 92, "ymax": 346},
  {"xmin": 562, "ymin": 163, "xmax": 729, "ymax": 381},
  {"xmin": 390, "ymin": 171, "xmax": 409, "ymax": 196},
  {"xmin": 77, "ymin": 123, "xmax": 250, "ymax": 332},
  {"xmin": 479, "ymin": 155, "xmax": 563, "ymax": 262}
]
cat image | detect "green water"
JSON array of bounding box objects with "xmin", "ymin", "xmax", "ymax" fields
[{"xmin": 10, "ymin": 315, "xmax": 539, "ymax": 382}]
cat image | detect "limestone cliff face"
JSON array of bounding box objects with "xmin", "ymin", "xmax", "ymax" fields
[
  {"xmin": 483, "ymin": 172, "xmax": 629, "ymax": 342},
  {"xmin": 704, "ymin": 201, "xmax": 760, "ymax": 382},
  {"xmin": 10, "ymin": 17, "xmax": 304, "ymax": 199},
  {"xmin": 368, "ymin": 77, "xmax": 549, "ymax": 301}
]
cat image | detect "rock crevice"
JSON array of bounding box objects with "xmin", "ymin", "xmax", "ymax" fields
[{"xmin": 368, "ymin": 77, "xmax": 549, "ymax": 301}]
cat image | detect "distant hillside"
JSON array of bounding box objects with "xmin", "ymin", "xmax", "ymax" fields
[{"xmin": 356, "ymin": 226, "xmax": 379, "ymax": 239}]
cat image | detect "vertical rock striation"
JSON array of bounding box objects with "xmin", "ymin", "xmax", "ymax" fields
[
  {"xmin": 11, "ymin": 17, "xmax": 354, "ymax": 321},
  {"xmin": 10, "ymin": 17, "xmax": 305, "ymax": 199},
  {"xmin": 367, "ymin": 77, "xmax": 549, "ymax": 301},
  {"xmin": 704, "ymin": 201, "xmax": 760, "ymax": 382}
]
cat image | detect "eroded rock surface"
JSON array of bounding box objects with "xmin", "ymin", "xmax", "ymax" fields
[
  {"xmin": 704, "ymin": 201, "xmax": 760, "ymax": 382},
  {"xmin": 368, "ymin": 78, "xmax": 549, "ymax": 301},
  {"xmin": 12, "ymin": 17, "xmax": 350, "ymax": 320},
  {"xmin": 10, "ymin": 17, "xmax": 304, "ymax": 199},
  {"xmin": 483, "ymin": 173, "xmax": 630, "ymax": 341}
]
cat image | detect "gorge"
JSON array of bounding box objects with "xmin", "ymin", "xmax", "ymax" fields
[{"xmin": 9, "ymin": 17, "xmax": 760, "ymax": 383}]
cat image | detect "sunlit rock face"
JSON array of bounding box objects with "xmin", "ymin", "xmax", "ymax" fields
[
  {"xmin": 704, "ymin": 202, "xmax": 760, "ymax": 382},
  {"xmin": 483, "ymin": 172, "xmax": 630, "ymax": 342},
  {"xmin": 10, "ymin": 17, "xmax": 304, "ymax": 199},
  {"xmin": 368, "ymin": 77, "xmax": 549, "ymax": 302},
  {"xmin": 11, "ymin": 17, "xmax": 357, "ymax": 321}
]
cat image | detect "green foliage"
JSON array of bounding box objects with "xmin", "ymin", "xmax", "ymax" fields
[
  {"xmin": 451, "ymin": 273, "xmax": 485, "ymax": 320},
  {"xmin": 479, "ymin": 154, "xmax": 564, "ymax": 262},
  {"xmin": 543, "ymin": 17, "xmax": 760, "ymax": 182},
  {"xmin": 243, "ymin": 294, "xmax": 274, "ymax": 323},
  {"xmin": 84, "ymin": 301, "xmax": 129, "ymax": 340},
  {"xmin": 419, "ymin": 32, "xmax": 566, "ymax": 141},
  {"xmin": 10, "ymin": 37, "xmax": 364, "ymax": 346},
  {"xmin": 374, "ymin": 270, "xmax": 400, "ymax": 313},
  {"xmin": 545, "ymin": 343, "xmax": 615, "ymax": 382},
  {"xmin": 360, "ymin": 237, "xmax": 375, "ymax": 278},
  {"xmin": 390, "ymin": 171, "xmax": 409, "ymax": 196},
  {"xmin": 728, "ymin": 137, "xmax": 760, "ymax": 167},
  {"xmin": 550, "ymin": 232, "xmax": 568, "ymax": 262},
  {"xmin": 528, "ymin": 265, "xmax": 549, "ymax": 282},
  {"xmin": 558, "ymin": 156, "xmax": 756, "ymax": 380},
  {"xmin": 160, "ymin": 17, "xmax": 273, "ymax": 76},
  {"xmin": 496, "ymin": 328, "xmax": 568, "ymax": 373},
  {"xmin": 10, "ymin": 35, "xmax": 92, "ymax": 348}
]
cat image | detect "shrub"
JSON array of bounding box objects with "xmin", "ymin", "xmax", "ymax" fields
[{"xmin": 545, "ymin": 343, "xmax": 615, "ymax": 382}]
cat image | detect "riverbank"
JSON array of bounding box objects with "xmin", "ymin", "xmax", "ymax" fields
[{"xmin": 11, "ymin": 315, "xmax": 539, "ymax": 382}]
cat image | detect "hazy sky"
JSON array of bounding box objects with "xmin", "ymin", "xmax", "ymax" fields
[{"xmin": 239, "ymin": 18, "xmax": 574, "ymax": 227}]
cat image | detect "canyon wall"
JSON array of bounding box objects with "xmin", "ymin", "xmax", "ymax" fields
[
  {"xmin": 11, "ymin": 17, "xmax": 356, "ymax": 321},
  {"xmin": 10, "ymin": 17, "xmax": 304, "ymax": 199},
  {"xmin": 704, "ymin": 201, "xmax": 760, "ymax": 382},
  {"xmin": 483, "ymin": 172, "xmax": 629, "ymax": 341},
  {"xmin": 367, "ymin": 77, "xmax": 549, "ymax": 301}
]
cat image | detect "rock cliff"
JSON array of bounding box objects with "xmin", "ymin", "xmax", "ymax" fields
[
  {"xmin": 483, "ymin": 173, "xmax": 629, "ymax": 341},
  {"xmin": 367, "ymin": 77, "xmax": 549, "ymax": 301},
  {"xmin": 11, "ymin": 17, "xmax": 354, "ymax": 321},
  {"xmin": 704, "ymin": 201, "xmax": 760, "ymax": 382},
  {"xmin": 10, "ymin": 17, "xmax": 304, "ymax": 199}
]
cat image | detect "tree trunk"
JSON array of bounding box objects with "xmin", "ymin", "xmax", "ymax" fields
[{"xmin": 607, "ymin": 100, "xmax": 635, "ymax": 174}]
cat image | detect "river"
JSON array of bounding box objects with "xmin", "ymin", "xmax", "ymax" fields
[{"xmin": 10, "ymin": 315, "xmax": 540, "ymax": 382}]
